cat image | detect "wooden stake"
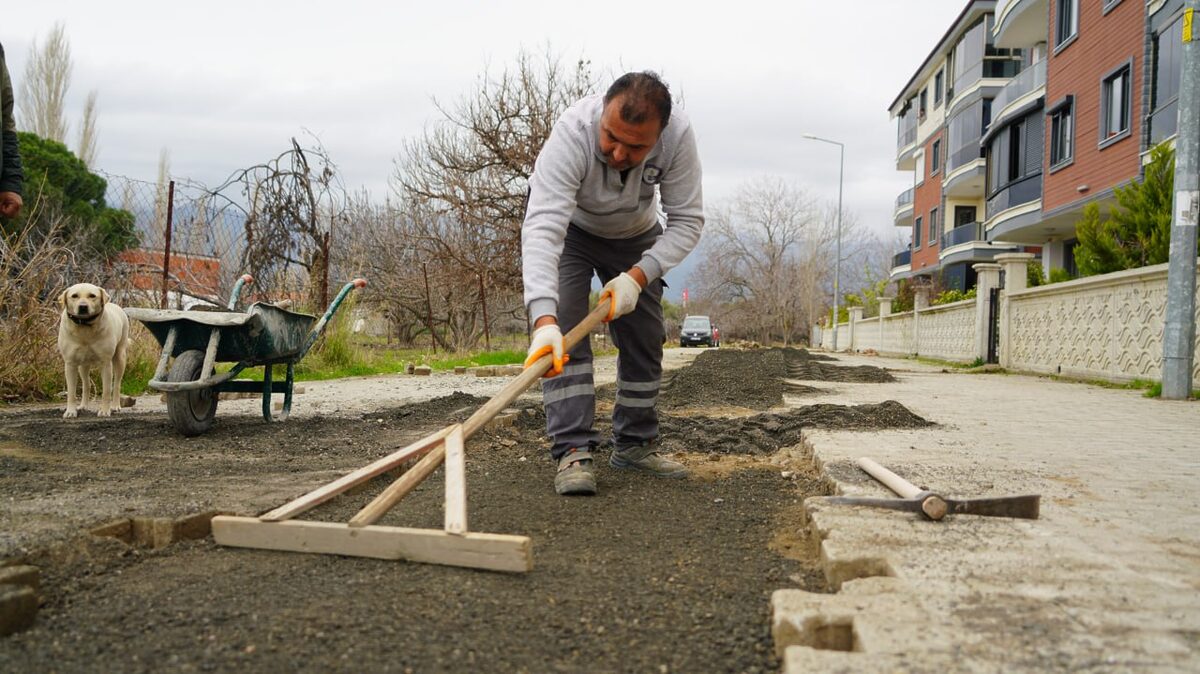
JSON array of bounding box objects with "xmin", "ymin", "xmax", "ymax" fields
[
  {"xmin": 260, "ymin": 425, "xmax": 454, "ymax": 522},
  {"xmin": 212, "ymin": 516, "xmax": 531, "ymax": 573},
  {"xmin": 443, "ymin": 425, "xmax": 467, "ymax": 535}
]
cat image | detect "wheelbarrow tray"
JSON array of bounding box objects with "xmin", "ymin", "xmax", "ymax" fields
[{"xmin": 126, "ymin": 303, "xmax": 317, "ymax": 365}]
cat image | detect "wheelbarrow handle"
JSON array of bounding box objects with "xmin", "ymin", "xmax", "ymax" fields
[
  {"xmin": 296, "ymin": 278, "xmax": 368, "ymax": 360},
  {"xmin": 227, "ymin": 274, "xmax": 255, "ymax": 310}
]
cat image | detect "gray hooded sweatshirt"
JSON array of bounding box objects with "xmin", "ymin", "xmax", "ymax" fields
[{"xmin": 521, "ymin": 93, "xmax": 704, "ymax": 320}]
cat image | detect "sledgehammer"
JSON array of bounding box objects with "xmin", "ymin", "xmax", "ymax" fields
[{"xmin": 826, "ymin": 457, "xmax": 1040, "ymax": 521}]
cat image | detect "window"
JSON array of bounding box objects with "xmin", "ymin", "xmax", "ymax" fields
[
  {"xmin": 1049, "ymin": 98, "xmax": 1074, "ymax": 167},
  {"xmin": 931, "ymin": 140, "xmax": 942, "ymax": 175},
  {"xmin": 919, "ymin": 88, "xmax": 928, "ymax": 119},
  {"xmin": 914, "ymin": 216, "xmax": 923, "ymax": 248},
  {"xmin": 1101, "ymin": 63, "xmax": 1131, "ymax": 143},
  {"xmin": 954, "ymin": 205, "xmax": 977, "ymax": 227},
  {"xmin": 1150, "ymin": 15, "xmax": 1184, "ymax": 143},
  {"xmin": 1102, "ymin": 0, "xmax": 1123, "ymax": 13},
  {"xmin": 930, "ymin": 208, "xmax": 940, "ymax": 244},
  {"xmin": 934, "ymin": 70, "xmax": 944, "ymax": 106},
  {"xmin": 1007, "ymin": 120, "xmax": 1024, "ymax": 182},
  {"xmin": 1055, "ymin": 0, "xmax": 1078, "ymax": 49}
]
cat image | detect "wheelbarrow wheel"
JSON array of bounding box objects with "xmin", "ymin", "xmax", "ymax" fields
[{"xmin": 167, "ymin": 349, "xmax": 218, "ymax": 436}]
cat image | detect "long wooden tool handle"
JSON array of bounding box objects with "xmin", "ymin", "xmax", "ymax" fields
[
  {"xmin": 856, "ymin": 457, "xmax": 947, "ymax": 520},
  {"xmin": 857, "ymin": 457, "xmax": 922, "ymax": 499},
  {"xmin": 346, "ymin": 300, "xmax": 612, "ymax": 527}
]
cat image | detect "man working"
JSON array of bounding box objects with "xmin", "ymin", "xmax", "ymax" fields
[
  {"xmin": 0, "ymin": 41, "xmax": 24, "ymax": 219},
  {"xmin": 521, "ymin": 71, "xmax": 704, "ymax": 496}
]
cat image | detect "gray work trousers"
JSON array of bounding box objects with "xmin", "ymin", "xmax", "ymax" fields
[{"xmin": 541, "ymin": 224, "xmax": 666, "ymax": 461}]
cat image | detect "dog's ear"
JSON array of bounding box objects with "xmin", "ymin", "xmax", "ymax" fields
[
  {"xmin": 58, "ymin": 289, "xmax": 68, "ymax": 310},
  {"xmin": 101, "ymin": 288, "xmax": 110, "ymax": 306}
]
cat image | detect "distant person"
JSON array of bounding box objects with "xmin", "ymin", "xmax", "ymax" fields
[
  {"xmin": 0, "ymin": 41, "xmax": 23, "ymax": 219},
  {"xmin": 521, "ymin": 71, "xmax": 705, "ymax": 495}
]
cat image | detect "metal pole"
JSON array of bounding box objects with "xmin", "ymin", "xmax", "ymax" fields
[
  {"xmin": 160, "ymin": 180, "xmax": 175, "ymax": 309},
  {"xmin": 833, "ymin": 144, "xmax": 844, "ymax": 352},
  {"xmin": 422, "ymin": 263, "xmax": 436, "ymax": 354},
  {"xmin": 478, "ymin": 273, "xmax": 491, "ymax": 351},
  {"xmin": 1163, "ymin": 2, "xmax": 1200, "ymax": 399}
]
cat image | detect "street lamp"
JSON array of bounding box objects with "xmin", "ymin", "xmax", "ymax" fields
[{"xmin": 802, "ymin": 133, "xmax": 844, "ymax": 351}]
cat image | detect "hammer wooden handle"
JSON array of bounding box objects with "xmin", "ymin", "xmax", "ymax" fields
[{"xmin": 856, "ymin": 457, "xmax": 948, "ymax": 520}]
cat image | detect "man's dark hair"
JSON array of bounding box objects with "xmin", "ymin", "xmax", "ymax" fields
[{"xmin": 603, "ymin": 71, "xmax": 672, "ymax": 131}]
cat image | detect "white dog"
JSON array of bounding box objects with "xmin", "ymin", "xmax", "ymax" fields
[{"xmin": 57, "ymin": 283, "xmax": 130, "ymax": 418}]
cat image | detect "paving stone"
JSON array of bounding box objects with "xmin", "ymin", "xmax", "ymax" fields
[{"xmin": 0, "ymin": 585, "xmax": 37, "ymax": 636}]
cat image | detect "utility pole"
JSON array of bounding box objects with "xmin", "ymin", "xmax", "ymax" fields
[
  {"xmin": 1162, "ymin": 1, "xmax": 1199, "ymax": 400},
  {"xmin": 803, "ymin": 134, "xmax": 845, "ymax": 351}
]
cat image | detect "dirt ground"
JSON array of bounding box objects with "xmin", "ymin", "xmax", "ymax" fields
[{"xmin": 0, "ymin": 348, "xmax": 927, "ymax": 672}]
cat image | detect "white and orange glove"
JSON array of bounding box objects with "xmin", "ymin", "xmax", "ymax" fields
[
  {"xmin": 599, "ymin": 272, "xmax": 642, "ymax": 322},
  {"xmin": 524, "ymin": 323, "xmax": 567, "ymax": 377}
]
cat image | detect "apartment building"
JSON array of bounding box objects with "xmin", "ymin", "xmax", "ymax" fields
[{"xmin": 889, "ymin": 0, "xmax": 1186, "ymax": 287}]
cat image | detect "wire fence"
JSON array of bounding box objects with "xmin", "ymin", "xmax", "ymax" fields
[{"xmin": 98, "ymin": 172, "xmax": 324, "ymax": 311}]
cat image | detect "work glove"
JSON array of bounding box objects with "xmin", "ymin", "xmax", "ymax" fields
[
  {"xmin": 524, "ymin": 323, "xmax": 567, "ymax": 377},
  {"xmin": 599, "ymin": 272, "xmax": 642, "ymax": 322}
]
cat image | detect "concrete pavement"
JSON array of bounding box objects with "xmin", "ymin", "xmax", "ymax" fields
[{"xmin": 773, "ymin": 353, "xmax": 1200, "ymax": 672}]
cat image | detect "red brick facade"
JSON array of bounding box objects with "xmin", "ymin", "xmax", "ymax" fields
[
  {"xmin": 1043, "ymin": 0, "xmax": 1143, "ymax": 213},
  {"xmin": 911, "ymin": 129, "xmax": 945, "ymax": 274},
  {"xmin": 117, "ymin": 248, "xmax": 222, "ymax": 299}
]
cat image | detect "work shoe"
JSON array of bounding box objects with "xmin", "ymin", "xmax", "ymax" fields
[
  {"xmin": 610, "ymin": 442, "xmax": 688, "ymax": 479},
  {"xmin": 555, "ymin": 449, "xmax": 597, "ymax": 496}
]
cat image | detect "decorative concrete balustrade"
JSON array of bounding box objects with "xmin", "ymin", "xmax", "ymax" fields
[{"xmin": 813, "ymin": 256, "xmax": 1200, "ymax": 388}]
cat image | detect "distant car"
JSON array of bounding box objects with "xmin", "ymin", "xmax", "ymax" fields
[{"xmin": 680, "ymin": 315, "xmax": 715, "ymax": 347}]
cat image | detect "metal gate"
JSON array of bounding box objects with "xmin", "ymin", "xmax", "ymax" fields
[{"xmin": 986, "ymin": 286, "xmax": 1002, "ymax": 364}]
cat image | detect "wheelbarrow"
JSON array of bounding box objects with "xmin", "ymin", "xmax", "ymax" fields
[{"xmin": 125, "ymin": 275, "xmax": 367, "ymax": 436}]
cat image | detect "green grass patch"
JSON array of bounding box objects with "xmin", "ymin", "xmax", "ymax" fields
[{"xmin": 908, "ymin": 355, "xmax": 981, "ymax": 370}]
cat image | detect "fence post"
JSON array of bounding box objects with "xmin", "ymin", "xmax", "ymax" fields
[
  {"xmin": 995, "ymin": 253, "xmax": 1035, "ymax": 367},
  {"xmin": 422, "ymin": 263, "xmax": 436, "ymax": 354},
  {"xmin": 478, "ymin": 273, "xmax": 491, "ymax": 351},
  {"xmin": 848, "ymin": 306, "xmax": 863, "ymax": 352},
  {"xmin": 913, "ymin": 286, "xmax": 930, "ymax": 356},
  {"xmin": 879, "ymin": 297, "xmax": 893, "ymax": 354},
  {"xmin": 973, "ymin": 263, "xmax": 1003, "ymax": 362},
  {"xmin": 160, "ymin": 180, "xmax": 175, "ymax": 309}
]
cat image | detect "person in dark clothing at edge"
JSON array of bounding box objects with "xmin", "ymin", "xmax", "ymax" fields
[
  {"xmin": 0, "ymin": 41, "xmax": 25, "ymax": 219},
  {"xmin": 520, "ymin": 71, "xmax": 704, "ymax": 496}
]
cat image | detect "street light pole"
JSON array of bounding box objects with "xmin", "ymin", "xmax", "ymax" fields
[
  {"xmin": 803, "ymin": 134, "xmax": 845, "ymax": 351},
  {"xmin": 1162, "ymin": 0, "xmax": 1198, "ymax": 399}
]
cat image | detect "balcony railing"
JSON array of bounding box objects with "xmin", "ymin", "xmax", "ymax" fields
[
  {"xmin": 897, "ymin": 124, "xmax": 917, "ymax": 151},
  {"xmin": 941, "ymin": 221, "xmax": 984, "ymax": 249},
  {"xmin": 895, "ymin": 187, "xmax": 914, "ymax": 211},
  {"xmin": 986, "ymin": 173, "xmax": 1042, "ymax": 220},
  {"xmin": 991, "ymin": 60, "xmax": 1045, "ymax": 117},
  {"xmin": 892, "ymin": 249, "xmax": 912, "ymax": 268},
  {"xmin": 1149, "ymin": 98, "xmax": 1179, "ymax": 146}
]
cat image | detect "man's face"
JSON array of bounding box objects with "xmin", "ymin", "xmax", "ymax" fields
[{"xmin": 598, "ymin": 96, "xmax": 661, "ymax": 171}]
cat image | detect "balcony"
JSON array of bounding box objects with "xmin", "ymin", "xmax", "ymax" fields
[
  {"xmin": 941, "ymin": 221, "xmax": 984, "ymax": 250},
  {"xmin": 991, "ymin": 60, "xmax": 1045, "ymax": 127},
  {"xmin": 890, "ymin": 248, "xmax": 912, "ymax": 280},
  {"xmin": 1148, "ymin": 98, "xmax": 1179, "ymax": 146},
  {"xmin": 986, "ymin": 174, "xmax": 1042, "ymax": 221},
  {"xmin": 943, "ymin": 98, "xmax": 989, "ymax": 198},
  {"xmin": 994, "ymin": 0, "xmax": 1049, "ymax": 49},
  {"xmin": 894, "ymin": 187, "xmax": 914, "ymax": 227},
  {"xmin": 896, "ymin": 114, "xmax": 918, "ymax": 169}
]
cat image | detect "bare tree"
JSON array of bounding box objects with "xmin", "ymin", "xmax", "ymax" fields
[
  {"xmin": 690, "ymin": 177, "xmax": 878, "ymax": 344},
  {"xmin": 209, "ymin": 138, "xmax": 345, "ymax": 311},
  {"xmin": 392, "ymin": 48, "xmax": 596, "ymax": 298},
  {"xmin": 18, "ymin": 22, "xmax": 72, "ymax": 143},
  {"xmin": 76, "ymin": 90, "xmax": 99, "ymax": 167}
]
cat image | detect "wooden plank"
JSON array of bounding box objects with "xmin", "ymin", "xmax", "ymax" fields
[
  {"xmin": 260, "ymin": 425, "xmax": 454, "ymax": 522},
  {"xmin": 443, "ymin": 425, "xmax": 467, "ymax": 535},
  {"xmin": 212, "ymin": 516, "xmax": 532, "ymax": 573}
]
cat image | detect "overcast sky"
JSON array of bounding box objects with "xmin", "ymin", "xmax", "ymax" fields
[{"xmin": 5, "ymin": 0, "xmax": 967, "ymax": 289}]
